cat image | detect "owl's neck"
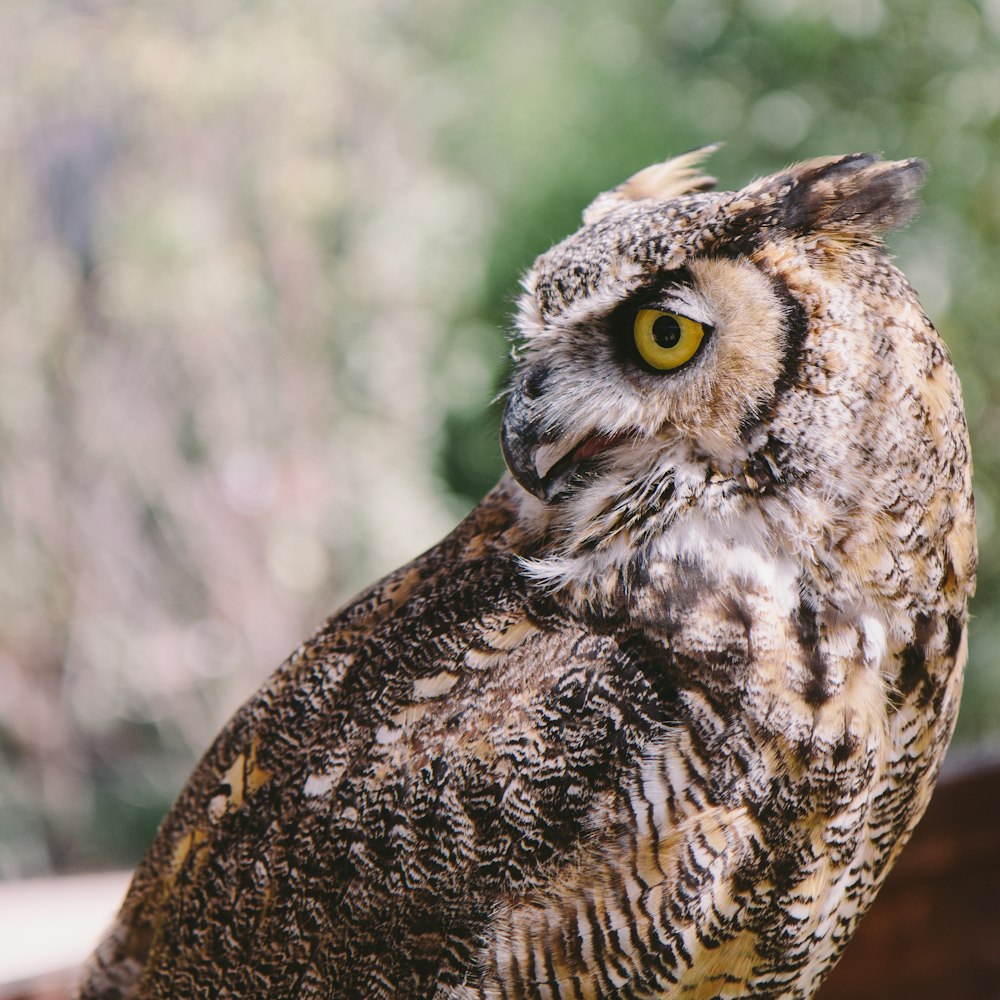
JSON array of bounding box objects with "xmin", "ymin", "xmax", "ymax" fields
[{"xmin": 510, "ymin": 449, "xmax": 902, "ymax": 643}]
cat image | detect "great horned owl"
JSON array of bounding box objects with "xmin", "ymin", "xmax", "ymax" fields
[{"xmin": 78, "ymin": 149, "xmax": 975, "ymax": 1000}]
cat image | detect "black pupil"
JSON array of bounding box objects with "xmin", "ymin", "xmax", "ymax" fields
[{"xmin": 652, "ymin": 314, "xmax": 682, "ymax": 349}]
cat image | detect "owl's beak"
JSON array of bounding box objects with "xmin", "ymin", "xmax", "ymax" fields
[{"xmin": 501, "ymin": 378, "xmax": 552, "ymax": 501}]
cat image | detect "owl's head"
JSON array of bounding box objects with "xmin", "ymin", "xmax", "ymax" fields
[{"xmin": 502, "ymin": 148, "xmax": 974, "ymax": 615}]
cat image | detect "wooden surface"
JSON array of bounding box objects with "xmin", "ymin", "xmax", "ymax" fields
[{"xmin": 819, "ymin": 753, "xmax": 1000, "ymax": 999}]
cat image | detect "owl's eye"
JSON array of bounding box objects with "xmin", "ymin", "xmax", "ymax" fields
[{"xmin": 633, "ymin": 308, "xmax": 706, "ymax": 371}]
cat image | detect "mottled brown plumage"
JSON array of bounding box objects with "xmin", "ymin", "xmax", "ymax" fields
[{"xmin": 78, "ymin": 149, "xmax": 975, "ymax": 999}]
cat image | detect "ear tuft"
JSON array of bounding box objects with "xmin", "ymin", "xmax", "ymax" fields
[
  {"xmin": 778, "ymin": 153, "xmax": 927, "ymax": 239},
  {"xmin": 582, "ymin": 144, "xmax": 721, "ymax": 226}
]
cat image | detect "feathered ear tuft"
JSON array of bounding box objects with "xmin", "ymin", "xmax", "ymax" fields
[
  {"xmin": 776, "ymin": 153, "xmax": 927, "ymax": 239},
  {"xmin": 582, "ymin": 144, "xmax": 721, "ymax": 225}
]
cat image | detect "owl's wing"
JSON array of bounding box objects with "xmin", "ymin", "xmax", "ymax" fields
[{"xmin": 75, "ymin": 485, "xmax": 515, "ymax": 997}]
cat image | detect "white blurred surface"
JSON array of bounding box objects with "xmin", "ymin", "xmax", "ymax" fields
[{"xmin": 0, "ymin": 871, "xmax": 130, "ymax": 994}]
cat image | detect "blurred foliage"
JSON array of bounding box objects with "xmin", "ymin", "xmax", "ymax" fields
[{"xmin": 1, "ymin": 0, "xmax": 999, "ymax": 876}]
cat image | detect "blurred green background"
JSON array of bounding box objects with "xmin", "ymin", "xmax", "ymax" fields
[{"xmin": 2, "ymin": 0, "xmax": 999, "ymax": 877}]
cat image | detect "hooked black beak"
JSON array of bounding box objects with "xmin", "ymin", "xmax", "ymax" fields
[{"xmin": 501, "ymin": 372, "xmax": 552, "ymax": 501}]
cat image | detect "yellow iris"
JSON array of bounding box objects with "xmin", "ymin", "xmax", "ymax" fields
[{"xmin": 633, "ymin": 308, "xmax": 706, "ymax": 371}]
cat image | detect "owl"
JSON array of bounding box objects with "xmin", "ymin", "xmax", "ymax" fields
[{"xmin": 77, "ymin": 148, "xmax": 975, "ymax": 1000}]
